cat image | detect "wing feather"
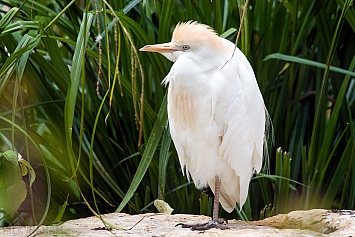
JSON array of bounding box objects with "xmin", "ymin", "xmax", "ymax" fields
[{"xmin": 214, "ymin": 44, "xmax": 266, "ymax": 208}]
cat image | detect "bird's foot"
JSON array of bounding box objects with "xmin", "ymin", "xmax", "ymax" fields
[{"xmin": 175, "ymin": 218, "xmax": 229, "ymax": 231}]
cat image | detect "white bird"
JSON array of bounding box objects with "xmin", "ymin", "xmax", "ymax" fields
[{"xmin": 140, "ymin": 21, "xmax": 268, "ymax": 230}]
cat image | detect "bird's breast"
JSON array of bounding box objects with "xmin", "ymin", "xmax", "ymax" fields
[{"xmin": 168, "ymin": 86, "xmax": 198, "ymax": 128}]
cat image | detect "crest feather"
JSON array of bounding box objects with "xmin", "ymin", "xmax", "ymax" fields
[{"xmin": 172, "ymin": 21, "xmax": 220, "ymax": 46}]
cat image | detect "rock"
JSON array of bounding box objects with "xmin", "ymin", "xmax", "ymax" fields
[{"xmin": 1, "ymin": 209, "xmax": 355, "ymax": 236}]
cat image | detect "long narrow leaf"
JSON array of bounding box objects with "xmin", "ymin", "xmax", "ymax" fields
[
  {"xmin": 264, "ymin": 53, "xmax": 355, "ymax": 77},
  {"xmin": 116, "ymin": 95, "xmax": 168, "ymax": 213}
]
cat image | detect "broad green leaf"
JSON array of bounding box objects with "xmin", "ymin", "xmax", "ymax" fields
[
  {"xmin": 0, "ymin": 179, "xmax": 26, "ymax": 217},
  {"xmin": 0, "ymin": 150, "xmax": 20, "ymax": 188},
  {"xmin": 0, "ymin": 150, "xmax": 27, "ymax": 217}
]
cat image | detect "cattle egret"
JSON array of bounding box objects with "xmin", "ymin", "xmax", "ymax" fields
[{"xmin": 140, "ymin": 21, "xmax": 269, "ymax": 230}]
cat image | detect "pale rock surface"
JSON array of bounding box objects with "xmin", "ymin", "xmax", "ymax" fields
[{"xmin": 1, "ymin": 209, "xmax": 355, "ymax": 236}]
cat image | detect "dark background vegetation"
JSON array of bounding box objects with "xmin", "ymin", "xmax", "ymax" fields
[{"xmin": 0, "ymin": 0, "xmax": 355, "ymax": 226}]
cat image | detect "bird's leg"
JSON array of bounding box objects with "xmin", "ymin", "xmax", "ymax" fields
[
  {"xmin": 175, "ymin": 176, "xmax": 229, "ymax": 231},
  {"xmin": 212, "ymin": 175, "xmax": 220, "ymax": 220}
]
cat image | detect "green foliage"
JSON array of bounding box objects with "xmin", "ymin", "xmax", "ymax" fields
[
  {"xmin": 0, "ymin": 0, "xmax": 354, "ymax": 226},
  {"xmin": 0, "ymin": 150, "xmax": 30, "ymax": 218}
]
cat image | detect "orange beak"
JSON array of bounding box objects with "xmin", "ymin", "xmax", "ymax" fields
[{"xmin": 139, "ymin": 42, "xmax": 180, "ymax": 53}]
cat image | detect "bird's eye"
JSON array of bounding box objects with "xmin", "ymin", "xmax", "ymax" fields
[{"xmin": 182, "ymin": 45, "xmax": 190, "ymax": 50}]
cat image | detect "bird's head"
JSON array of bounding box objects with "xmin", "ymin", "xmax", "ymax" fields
[{"xmin": 140, "ymin": 21, "xmax": 228, "ymax": 62}]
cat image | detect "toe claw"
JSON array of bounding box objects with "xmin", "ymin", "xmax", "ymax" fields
[
  {"xmin": 175, "ymin": 223, "xmax": 193, "ymax": 228},
  {"xmin": 175, "ymin": 223, "xmax": 183, "ymax": 227}
]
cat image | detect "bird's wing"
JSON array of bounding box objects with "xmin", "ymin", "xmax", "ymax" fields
[{"xmin": 214, "ymin": 45, "xmax": 266, "ymax": 207}]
